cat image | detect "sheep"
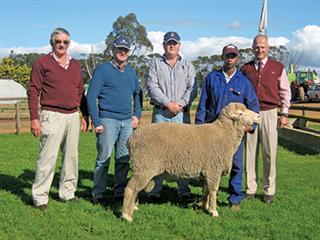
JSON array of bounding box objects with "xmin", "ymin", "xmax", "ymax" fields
[{"xmin": 122, "ymin": 102, "xmax": 259, "ymax": 222}]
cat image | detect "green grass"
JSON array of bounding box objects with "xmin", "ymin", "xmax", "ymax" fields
[{"xmin": 0, "ymin": 132, "xmax": 319, "ymax": 240}]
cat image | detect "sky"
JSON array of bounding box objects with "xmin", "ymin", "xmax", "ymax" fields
[{"xmin": 0, "ymin": 0, "xmax": 320, "ymax": 70}]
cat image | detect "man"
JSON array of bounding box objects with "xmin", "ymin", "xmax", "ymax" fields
[
  {"xmin": 147, "ymin": 31, "xmax": 197, "ymax": 203},
  {"xmin": 28, "ymin": 27, "xmax": 89, "ymax": 210},
  {"xmin": 241, "ymin": 35, "xmax": 291, "ymax": 204},
  {"xmin": 195, "ymin": 44, "xmax": 259, "ymax": 210},
  {"xmin": 86, "ymin": 36, "xmax": 142, "ymax": 205}
]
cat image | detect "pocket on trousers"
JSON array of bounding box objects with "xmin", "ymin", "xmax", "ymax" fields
[{"xmin": 40, "ymin": 111, "xmax": 58, "ymax": 135}]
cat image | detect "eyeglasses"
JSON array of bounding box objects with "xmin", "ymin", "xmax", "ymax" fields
[{"xmin": 55, "ymin": 40, "xmax": 70, "ymax": 45}]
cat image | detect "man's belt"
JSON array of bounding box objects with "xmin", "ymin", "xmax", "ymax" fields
[{"xmin": 154, "ymin": 105, "xmax": 168, "ymax": 110}]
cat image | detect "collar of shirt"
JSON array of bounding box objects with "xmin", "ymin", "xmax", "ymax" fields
[
  {"xmin": 111, "ymin": 58, "xmax": 127, "ymax": 72},
  {"xmin": 161, "ymin": 54, "xmax": 182, "ymax": 65},
  {"xmin": 222, "ymin": 69, "xmax": 237, "ymax": 83},
  {"xmin": 255, "ymin": 57, "xmax": 268, "ymax": 70},
  {"xmin": 51, "ymin": 52, "xmax": 72, "ymax": 69}
]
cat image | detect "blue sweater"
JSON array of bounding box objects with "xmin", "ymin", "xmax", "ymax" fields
[
  {"xmin": 195, "ymin": 69, "xmax": 259, "ymax": 124},
  {"xmin": 86, "ymin": 61, "xmax": 142, "ymax": 127}
]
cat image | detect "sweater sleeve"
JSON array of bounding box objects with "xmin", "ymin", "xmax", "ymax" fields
[
  {"xmin": 27, "ymin": 60, "xmax": 43, "ymax": 120},
  {"xmin": 86, "ymin": 66, "xmax": 104, "ymax": 127}
]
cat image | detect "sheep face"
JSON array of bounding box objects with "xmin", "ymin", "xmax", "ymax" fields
[{"xmin": 219, "ymin": 103, "xmax": 259, "ymax": 127}]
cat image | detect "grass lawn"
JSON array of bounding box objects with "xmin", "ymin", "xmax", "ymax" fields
[{"xmin": 0, "ymin": 132, "xmax": 319, "ymax": 240}]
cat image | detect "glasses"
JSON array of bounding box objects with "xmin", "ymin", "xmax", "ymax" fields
[{"xmin": 55, "ymin": 40, "xmax": 70, "ymax": 45}]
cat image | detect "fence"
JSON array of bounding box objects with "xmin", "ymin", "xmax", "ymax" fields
[
  {"xmin": 0, "ymin": 97, "xmax": 319, "ymax": 135},
  {"xmin": 0, "ymin": 97, "xmax": 29, "ymax": 134}
]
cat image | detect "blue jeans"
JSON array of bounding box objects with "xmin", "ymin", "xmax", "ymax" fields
[
  {"xmin": 228, "ymin": 140, "xmax": 245, "ymax": 204},
  {"xmin": 92, "ymin": 118, "xmax": 132, "ymax": 198},
  {"xmin": 149, "ymin": 108, "xmax": 191, "ymax": 198}
]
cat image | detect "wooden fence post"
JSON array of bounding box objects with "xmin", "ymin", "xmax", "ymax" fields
[{"xmin": 15, "ymin": 102, "xmax": 21, "ymax": 135}]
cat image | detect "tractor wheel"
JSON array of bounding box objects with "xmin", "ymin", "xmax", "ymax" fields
[{"xmin": 298, "ymin": 87, "xmax": 305, "ymax": 101}]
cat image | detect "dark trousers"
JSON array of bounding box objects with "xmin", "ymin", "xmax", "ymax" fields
[{"xmin": 228, "ymin": 140, "xmax": 244, "ymax": 204}]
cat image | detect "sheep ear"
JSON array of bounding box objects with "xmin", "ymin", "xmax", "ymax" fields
[{"xmin": 231, "ymin": 110, "xmax": 243, "ymax": 121}]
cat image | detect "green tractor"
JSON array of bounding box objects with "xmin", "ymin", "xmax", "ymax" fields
[{"xmin": 288, "ymin": 64, "xmax": 318, "ymax": 101}]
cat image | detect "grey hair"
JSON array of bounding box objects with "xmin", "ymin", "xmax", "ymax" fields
[{"xmin": 50, "ymin": 27, "xmax": 70, "ymax": 47}]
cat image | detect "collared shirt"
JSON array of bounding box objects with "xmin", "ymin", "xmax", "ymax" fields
[
  {"xmin": 147, "ymin": 54, "xmax": 196, "ymax": 107},
  {"xmin": 256, "ymin": 57, "xmax": 291, "ymax": 114},
  {"xmin": 51, "ymin": 52, "xmax": 72, "ymax": 69},
  {"xmin": 111, "ymin": 58, "xmax": 127, "ymax": 73},
  {"xmin": 223, "ymin": 69, "xmax": 237, "ymax": 84}
]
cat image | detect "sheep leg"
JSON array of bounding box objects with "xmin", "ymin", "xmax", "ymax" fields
[
  {"xmin": 122, "ymin": 174, "xmax": 154, "ymax": 222},
  {"xmin": 122, "ymin": 187, "xmax": 136, "ymax": 222},
  {"xmin": 202, "ymin": 183, "xmax": 209, "ymax": 211},
  {"xmin": 206, "ymin": 176, "xmax": 221, "ymax": 217}
]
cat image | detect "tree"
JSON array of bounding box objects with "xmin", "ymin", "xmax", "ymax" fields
[
  {"xmin": 0, "ymin": 58, "xmax": 31, "ymax": 88},
  {"xmin": 104, "ymin": 13, "xmax": 153, "ymax": 56}
]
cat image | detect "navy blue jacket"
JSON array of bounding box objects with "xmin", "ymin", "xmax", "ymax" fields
[{"xmin": 195, "ymin": 69, "xmax": 259, "ymax": 124}]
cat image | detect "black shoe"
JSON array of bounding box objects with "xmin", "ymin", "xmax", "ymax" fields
[
  {"xmin": 148, "ymin": 195, "xmax": 161, "ymax": 204},
  {"xmin": 36, "ymin": 204, "xmax": 48, "ymax": 211},
  {"xmin": 60, "ymin": 197, "xmax": 79, "ymax": 203},
  {"xmin": 114, "ymin": 195, "xmax": 124, "ymax": 203},
  {"xmin": 179, "ymin": 195, "xmax": 194, "ymax": 204},
  {"xmin": 245, "ymin": 193, "xmax": 255, "ymax": 200},
  {"xmin": 92, "ymin": 197, "xmax": 106, "ymax": 205},
  {"xmin": 263, "ymin": 195, "xmax": 273, "ymax": 204}
]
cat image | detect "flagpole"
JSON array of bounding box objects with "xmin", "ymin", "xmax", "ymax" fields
[{"xmin": 259, "ymin": 0, "xmax": 268, "ymax": 36}]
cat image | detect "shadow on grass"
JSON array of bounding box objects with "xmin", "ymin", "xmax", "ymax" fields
[
  {"xmin": 279, "ymin": 138, "xmax": 319, "ymax": 155},
  {"xmin": 0, "ymin": 169, "xmax": 34, "ymax": 206},
  {"xmin": 0, "ymin": 169, "xmax": 231, "ymax": 217}
]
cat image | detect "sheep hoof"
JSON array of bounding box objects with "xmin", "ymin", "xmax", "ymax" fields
[
  {"xmin": 210, "ymin": 210, "xmax": 219, "ymax": 217},
  {"xmin": 121, "ymin": 213, "xmax": 133, "ymax": 222}
]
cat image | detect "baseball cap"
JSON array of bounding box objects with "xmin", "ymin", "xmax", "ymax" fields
[
  {"xmin": 222, "ymin": 44, "xmax": 239, "ymax": 56},
  {"xmin": 163, "ymin": 31, "xmax": 180, "ymax": 44},
  {"xmin": 113, "ymin": 36, "xmax": 130, "ymax": 50}
]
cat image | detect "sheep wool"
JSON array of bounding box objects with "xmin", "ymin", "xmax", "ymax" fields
[{"xmin": 122, "ymin": 102, "xmax": 260, "ymax": 222}]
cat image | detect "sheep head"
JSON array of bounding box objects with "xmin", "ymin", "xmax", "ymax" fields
[{"xmin": 219, "ymin": 103, "xmax": 259, "ymax": 128}]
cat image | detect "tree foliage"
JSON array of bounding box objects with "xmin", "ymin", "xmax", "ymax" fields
[
  {"xmin": 0, "ymin": 57, "xmax": 31, "ymax": 88},
  {"xmin": 104, "ymin": 13, "xmax": 153, "ymax": 56}
]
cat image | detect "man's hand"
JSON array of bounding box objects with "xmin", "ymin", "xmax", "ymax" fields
[
  {"xmin": 244, "ymin": 125, "xmax": 254, "ymax": 133},
  {"xmin": 81, "ymin": 116, "xmax": 90, "ymax": 132},
  {"xmin": 30, "ymin": 119, "xmax": 41, "ymax": 137},
  {"xmin": 131, "ymin": 116, "xmax": 139, "ymax": 128},
  {"xmin": 278, "ymin": 116, "xmax": 289, "ymax": 128},
  {"xmin": 94, "ymin": 125, "xmax": 104, "ymax": 134},
  {"xmin": 167, "ymin": 101, "xmax": 183, "ymax": 115}
]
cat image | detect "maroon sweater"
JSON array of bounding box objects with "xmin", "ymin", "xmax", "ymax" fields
[
  {"xmin": 28, "ymin": 53, "xmax": 85, "ymax": 120},
  {"xmin": 241, "ymin": 59, "xmax": 284, "ymax": 111}
]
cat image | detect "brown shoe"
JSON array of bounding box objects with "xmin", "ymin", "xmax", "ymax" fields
[
  {"xmin": 245, "ymin": 193, "xmax": 255, "ymax": 200},
  {"xmin": 60, "ymin": 197, "xmax": 79, "ymax": 203},
  {"xmin": 230, "ymin": 204, "xmax": 240, "ymax": 211},
  {"xmin": 36, "ymin": 204, "xmax": 48, "ymax": 211},
  {"xmin": 263, "ymin": 195, "xmax": 273, "ymax": 204}
]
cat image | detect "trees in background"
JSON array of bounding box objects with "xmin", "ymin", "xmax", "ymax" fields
[{"xmin": 0, "ymin": 57, "xmax": 31, "ymax": 88}]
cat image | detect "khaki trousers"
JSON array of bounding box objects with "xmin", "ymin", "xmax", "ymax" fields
[
  {"xmin": 32, "ymin": 110, "xmax": 80, "ymax": 206},
  {"xmin": 245, "ymin": 108, "xmax": 278, "ymax": 196}
]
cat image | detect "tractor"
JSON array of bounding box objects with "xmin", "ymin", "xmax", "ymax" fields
[{"xmin": 288, "ymin": 64, "xmax": 318, "ymax": 101}]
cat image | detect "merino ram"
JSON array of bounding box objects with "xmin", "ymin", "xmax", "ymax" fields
[{"xmin": 122, "ymin": 103, "xmax": 259, "ymax": 222}]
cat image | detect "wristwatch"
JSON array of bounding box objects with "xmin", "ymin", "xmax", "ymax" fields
[{"xmin": 280, "ymin": 112, "xmax": 289, "ymax": 118}]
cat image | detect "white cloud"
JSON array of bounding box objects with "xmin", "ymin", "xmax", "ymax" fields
[
  {"xmin": 0, "ymin": 25, "xmax": 319, "ymax": 72},
  {"xmin": 286, "ymin": 25, "xmax": 320, "ymax": 70}
]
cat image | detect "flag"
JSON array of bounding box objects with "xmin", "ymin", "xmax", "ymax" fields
[{"xmin": 259, "ymin": 0, "xmax": 268, "ymax": 35}]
